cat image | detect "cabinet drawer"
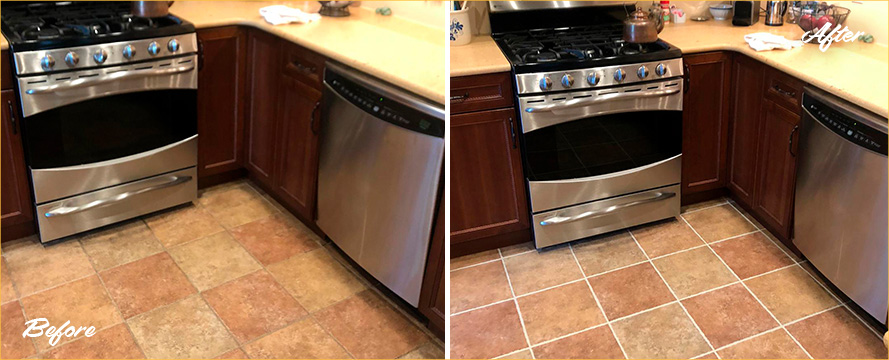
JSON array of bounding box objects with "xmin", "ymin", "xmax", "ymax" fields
[
  {"xmin": 281, "ymin": 42, "xmax": 325, "ymax": 89},
  {"xmin": 764, "ymin": 68, "xmax": 805, "ymax": 113},
  {"xmin": 451, "ymin": 72, "xmax": 514, "ymax": 114}
]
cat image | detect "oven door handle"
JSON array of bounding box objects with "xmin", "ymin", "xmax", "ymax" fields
[
  {"xmin": 538, "ymin": 191, "xmax": 676, "ymax": 226},
  {"xmin": 24, "ymin": 65, "xmax": 196, "ymax": 95},
  {"xmin": 524, "ymin": 87, "xmax": 681, "ymax": 113},
  {"xmin": 43, "ymin": 175, "xmax": 192, "ymax": 218}
]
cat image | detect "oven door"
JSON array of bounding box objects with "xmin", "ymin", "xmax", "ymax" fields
[
  {"xmin": 17, "ymin": 55, "xmax": 198, "ymax": 204},
  {"xmin": 519, "ymin": 78, "xmax": 683, "ymax": 213}
]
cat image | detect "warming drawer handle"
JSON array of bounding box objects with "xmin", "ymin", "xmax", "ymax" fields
[
  {"xmin": 24, "ymin": 65, "xmax": 195, "ymax": 95},
  {"xmin": 524, "ymin": 87, "xmax": 681, "ymax": 113},
  {"xmin": 43, "ymin": 175, "xmax": 192, "ymax": 218},
  {"xmin": 538, "ymin": 191, "xmax": 676, "ymax": 226}
]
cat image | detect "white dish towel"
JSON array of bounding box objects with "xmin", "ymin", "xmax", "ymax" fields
[
  {"xmin": 744, "ymin": 32, "xmax": 804, "ymax": 51},
  {"xmin": 259, "ymin": 5, "xmax": 321, "ymax": 26}
]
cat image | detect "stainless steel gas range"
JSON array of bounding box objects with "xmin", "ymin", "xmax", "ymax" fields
[
  {"xmin": 489, "ymin": 1, "xmax": 685, "ymax": 248},
  {"xmin": 1, "ymin": 1, "xmax": 199, "ymax": 243}
]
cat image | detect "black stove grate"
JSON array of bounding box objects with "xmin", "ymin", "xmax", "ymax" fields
[
  {"xmin": 1, "ymin": 1, "xmax": 193, "ymax": 51},
  {"xmin": 495, "ymin": 24, "xmax": 671, "ymax": 67}
]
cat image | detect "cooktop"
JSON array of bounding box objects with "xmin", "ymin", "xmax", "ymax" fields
[
  {"xmin": 1, "ymin": 1, "xmax": 195, "ymax": 52},
  {"xmin": 493, "ymin": 24, "xmax": 682, "ymax": 74}
]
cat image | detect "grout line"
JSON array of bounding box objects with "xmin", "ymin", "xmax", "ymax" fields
[
  {"xmin": 705, "ymin": 229, "xmax": 762, "ymax": 246},
  {"xmin": 839, "ymin": 302, "xmax": 884, "ymax": 340},
  {"xmin": 75, "ymin": 238, "xmax": 149, "ymax": 359},
  {"xmin": 627, "ymin": 230, "xmax": 718, "ymax": 358},
  {"xmin": 723, "ymin": 201, "xmax": 762, "ymax": 230},
  {"xmin": 679, "ymin": 214, "xmax": 814, "ymax": 360},
  {"xmin": 585, "ymin": 258, "xmax": 651, "ymax": 279},
  {"xmin": 530, "ymin": 322, "xmax": 610, "ymax": 348},
  {"xmin": 568, "ymin": 242, "xmax": 629, "ymax": 360},
  {"xmin": 450, "ymin": 257, "xmax": 503, "ymax": 272},
  {"xmin": 680, "ymin": 199, "xmax": 731, "ymax": 215},
  {"xmin": 498, "ymin": 248, "xmax": 536, "ymax": 360}
]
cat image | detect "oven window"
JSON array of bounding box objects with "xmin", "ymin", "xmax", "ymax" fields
[
  {"xmin": 21, "ymin": 89, "xmax": 197, "ymax": 169},
  {"xmin": 523, "ymin": 110, "xmax": 681, "ymax": 181}
]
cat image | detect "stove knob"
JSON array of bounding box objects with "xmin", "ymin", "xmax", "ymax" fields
[
  {"xmin": 637, "ymin": 65, "xmax": 649, "ymax": 79},
  {"xmin": 561, "ymin": 74, "xmax": 574, "ymax": 88},
  {"xmin": 40, "ymin": 55, "xmax": 55, "ymax": 70},
  {"xmin": 147, "ymin": 41, "xmax": 160, "ymax": 56},
  {"xmin": 122, "ymin": 45, "xmax": 136, "ymax": 59},
  {"xmin": 93, "ymin": 50, "xmax": 107, "ymax": 64},
  {"xmin": 587, "ymin": 72, "xmax": 601, "ymax": 86},
  {"xmin": 63, "ymin": 52, "xmax": 79, "ymax": 67},
  {"xmin": 655, "ymin": 63, "xmax": 667, "ymax": 76},
  {"xmin": 614, "ymin": 68, "xmax": 626, "ymax": 82},
  {"xmin": 539, "ymin": 76, "xmax": 553, "ymax": 90},
  {"xmin": 167, "ymin": 39, "xmax": 180, "ymax": 52}
]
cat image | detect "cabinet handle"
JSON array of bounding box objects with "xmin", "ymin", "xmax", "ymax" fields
[
  {"xmin": 789, "ymin": 124, "xmax": 799, "ymax": 157},
  {"xmin": 197, "ymin": 38, "xmax": 204, "ymax": 71},
  {"xmin": 450, "ymin": 92, "xmax": 469, "ymax": 102},
  {"xmin": 310, "ymin": 101, "xmax": 321, "ymax": 135},
  {"xmin": 7, "ymin": 101, "xmax": 16, "ymax": 135},
  {"xmin": 508, "ymin": 117, "xmax": 517, "ymax": 149},
  {"xmin": 772, "ymin": 84, "xmax": 796, "ymax": 98},
  {"xmin": 288, "ymin": 60, "xmax": 317, "ymax": 74},
  {"xmin": 683, "ymin": 63, "xmax": 690, "ymax": 94}
]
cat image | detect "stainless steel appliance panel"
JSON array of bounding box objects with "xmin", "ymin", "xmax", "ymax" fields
[
  {"xmin": 529, "ymin": 154, "xmax": 681, "ymax": 213},
  {"xmin": 794, "ymin": 86, "xmax": 888, "ymax": 324},
  {"xmin": 317, "ymin": 63, "xmax": 443, "ymax": 307},
  {"xmin": 31, "ymin": 135, "xmax": 197, "ymax": 204},
  {"xmin": 36, "ymin": 167, "xmax": 197, "ymax": 242},
  {"xmin": 533, "ymin": 184, "xmax": 680, "ymax": 248},
  {"xmin": 519, "ymin": 79, "xmax": 683, "ymax": 133},
  {"xmin": 515, "ymin": 59, "xmax": 684, "ymax": 95},
  {"xmin": 17, "ymin": 54, "xmax": 198, "ymax": 117}
]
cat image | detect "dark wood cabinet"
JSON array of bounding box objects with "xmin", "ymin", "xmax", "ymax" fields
[
  {"xmin": 245, "ymin": 29, "xmax": 282, "ymax": 189},
  {"xmin": 451, "ymin": 108, "xmax": 530, "ymax": 247},
  {"xmin": 753, "ymin": 99, "xmax": 800, "ymax": 241},
  {"xmin": 727, "ymin": 55, "xmax": 766, "ymax": 209},
  {"xmin": 681, "ymin": 52, "xmax": 732, "ymax": 202},
  {"xmin": 273, "ymin": 66, "xmax": 322, "ymax": 222},
  {"xmin": 196, "ymin": 27, "xmax": 247, "ymax": 186},
  {"xmin": 1, "ymin": 90, "xmax": 34, "ymax": 240},
  {"xmin": 419, "ymin": 186, "xmax": 445, "ymax": 339}
]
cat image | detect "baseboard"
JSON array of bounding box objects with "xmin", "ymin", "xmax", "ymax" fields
[
  {"xmin": 198, "ymin": 168, "xmax": 247, "ymax": 189},
  {"xmin": 1, "ymin": 221, "xmax": 36, "ymax": 242},
  {"xmin": 451, "ymin": 228, "xmax": 532, "ymax": 258},
  {"xmin": 681, "ymin": 187, "xmax": 728, "ymax": 206}
]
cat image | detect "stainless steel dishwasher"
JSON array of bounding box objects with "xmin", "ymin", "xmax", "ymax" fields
[
  {"xmin": 317, "ymin": 62, "xmax": 444, "ymax": 307},
  {"xmin": 794, "ymin": 86, "xmax": 887, "ymax": 324}
]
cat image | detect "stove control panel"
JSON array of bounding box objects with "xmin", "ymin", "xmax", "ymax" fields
[
  {"xmin": 517, "ymin": 58, "xmax": 684, "ymax": 95},
  {"xmin": 13, "ymin": 34, "xmax": 197, "ymax": 76}
]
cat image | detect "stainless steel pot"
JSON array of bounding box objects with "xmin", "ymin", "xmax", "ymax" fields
[
  {"xmin": 132, "ymin": 1, "xmax": 175, "ymax": 18},
  {"xmin": 622, "ymin": 7, "xmax": 664, "ymax": 44}
]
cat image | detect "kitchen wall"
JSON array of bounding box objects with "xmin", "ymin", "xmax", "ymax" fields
[
  {"xmin": 360, "ymin": 1, "xmax": 446, "ymax": 28},
  {"xmin": 835, "ymin": 1, "xmax": 888, "ymax": 46}
]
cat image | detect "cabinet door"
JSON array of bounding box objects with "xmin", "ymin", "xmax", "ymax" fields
[
  {"xmin": 682, "ymin": 52, "xmax": 731, "ymax": 199},
  {"xmin": 197, "ymin": 27, "xmax": 246, "ymax": 182},
  {"xmin": 727, "ymin": 55, "xmax": 765, "ymax": 208},
  {"xmin": 1, "ymin": 90, "xmax": 33, "ymax": 228},
  {"xmin": 450, "ymin": 108, "xmax": 529, "ymax": 244},
  {"xmin": 245, "ymin": 29, "xmax": 281, "ymax": 188},
  {"xmin": 273, "ymin": 70, "xmax": 322, "ymax": 222},
  {"xmin": 754, "ymin": 99, "xmax": 800, "ymax": 240}
]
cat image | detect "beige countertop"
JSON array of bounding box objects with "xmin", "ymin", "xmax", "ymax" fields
[
  {"xmin": 451, "ymin": 20, "xmax": 888, "ymax": 117},
  {"xmin": 171, "ymin": 1, "xmax": 445, "ymax": 105}
]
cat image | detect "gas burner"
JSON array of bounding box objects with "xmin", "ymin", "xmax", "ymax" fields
[{"xmin": 1, "ymin": 1, "xmax": 193, "ymax": 52}]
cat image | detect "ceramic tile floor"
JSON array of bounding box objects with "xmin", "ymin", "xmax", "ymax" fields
[
  {"xmin": 0, "ymin": 180, "xmax": 443, "ymax": 359},
  {"xmin": 450, "ymin": 197, "xmax": 888, "ymax": 359}
]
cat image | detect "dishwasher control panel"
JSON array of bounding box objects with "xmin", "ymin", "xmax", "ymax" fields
[
  {"xmin": 326, "ymin": 71, "xmax": 444, "ymax": 138},
  {"xmin": 804, "ymin": 94, "xmax": 887, "ymax": 155}
]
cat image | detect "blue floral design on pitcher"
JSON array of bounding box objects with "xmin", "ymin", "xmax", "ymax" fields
[{"xmin": 450, "ymin": 18, "xmax": 464, "ymax": 41}]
